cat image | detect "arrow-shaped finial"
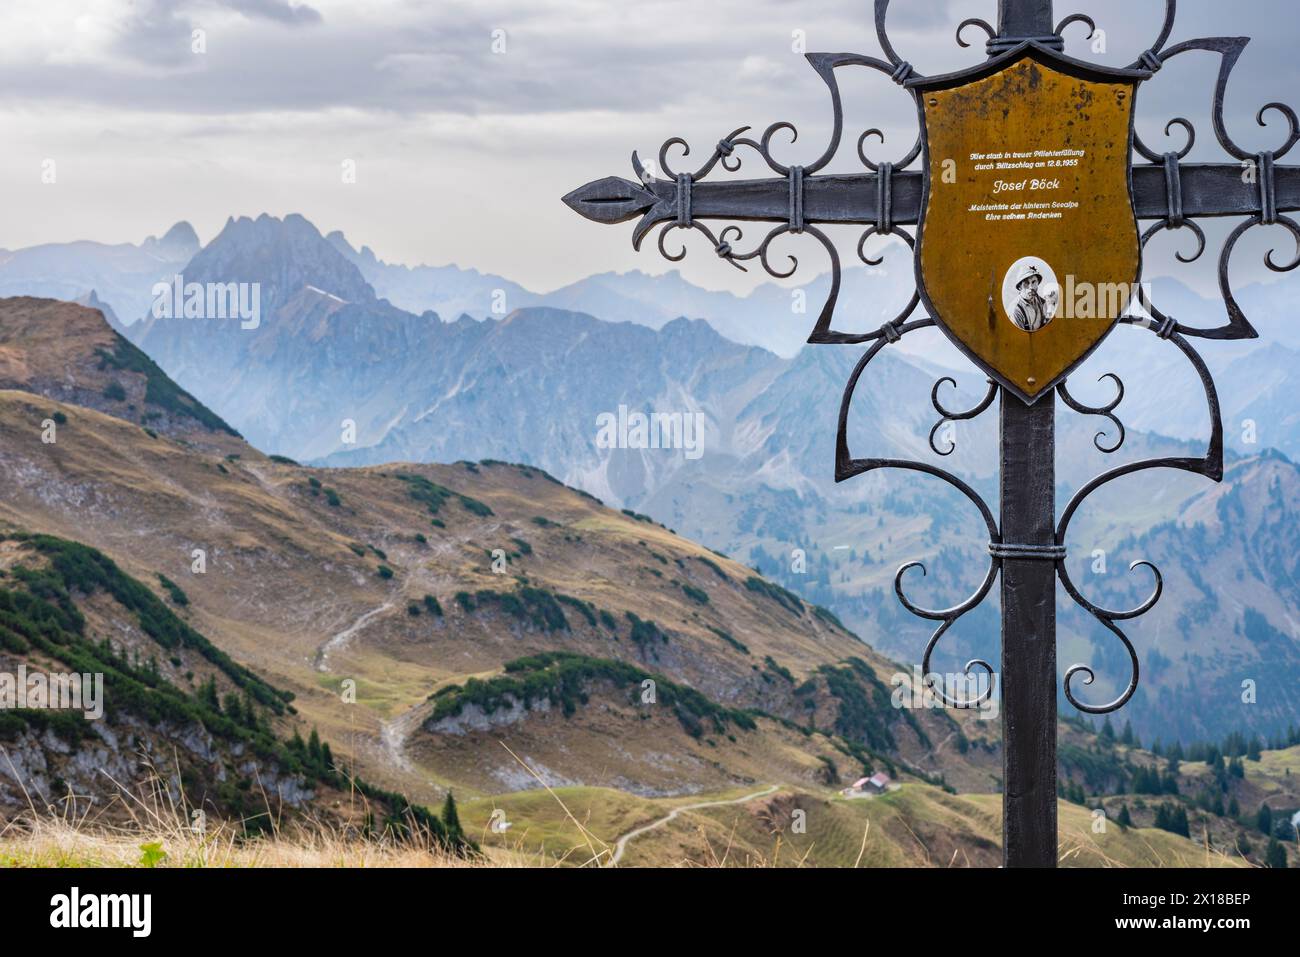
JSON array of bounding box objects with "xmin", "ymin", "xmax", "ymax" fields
[{"xmin": 562, "ymin": 174, "xmax": 658, "ymax": 225}]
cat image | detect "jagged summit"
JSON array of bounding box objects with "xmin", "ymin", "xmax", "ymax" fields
[
  {"xmin": 142, "ymin": 220, "xmax": 201, "ymax": 259},
  {"xmin": 183, "ymin": 213, "xmax": 375, "ymax": 311}
]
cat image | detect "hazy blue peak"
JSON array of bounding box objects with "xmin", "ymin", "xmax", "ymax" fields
[
  {"xmin": 140, "ymin": 221, "xmax": 200, "ymax": 259},
  {"xmin": 161, "ymin": 220, "xmax": 198, "ymax": 246},
  {"xmin": 185, "ymin": 212, "xmax": 376, "ymax": 308},
  {"xmin": 657, "ymin": 315, "xmax": 749, "ymax": 354}
]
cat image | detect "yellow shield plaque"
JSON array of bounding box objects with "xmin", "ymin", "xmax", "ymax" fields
[{"xmin": 915, "ymin": 47, "xmax": 1141, "ymax": 403}]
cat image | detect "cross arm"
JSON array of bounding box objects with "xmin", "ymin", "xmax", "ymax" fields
[{"xmin": 563, "ymin": 161, "xmax": 1300, "ymax": 234}]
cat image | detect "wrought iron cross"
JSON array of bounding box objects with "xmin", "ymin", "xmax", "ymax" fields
[{"xmin": 563, "ymin": 0, "xmax": 1299, "ymax": 867}]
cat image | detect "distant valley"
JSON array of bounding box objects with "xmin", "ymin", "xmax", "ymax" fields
[{"xmin": 2, "ymin": 214, "xmax": 1298, "ymax": 746}]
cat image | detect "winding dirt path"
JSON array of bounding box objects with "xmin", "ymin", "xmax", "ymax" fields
[
  {"xmin": 314, "ymin": 600, "xmax": 397, "ymax": 672},
  {"xmin": 607, "ymin": 785, "xmax": 779, "ymax": 866},
  {"xmin": 380, "ymin": 699, "xmax": 428, "ymax": 776}
]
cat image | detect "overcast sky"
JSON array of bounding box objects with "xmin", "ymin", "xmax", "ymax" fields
[{"xmin": 2, "ymin": 0, "xmax": 1297, "ymax": 294}]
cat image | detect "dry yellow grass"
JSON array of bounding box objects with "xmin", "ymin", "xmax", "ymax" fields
[
  {"xmin": 0, "ymin": 772, "xmax": 1257, "ymax": 869},
  {"xmin": 0, "ymin": 817, "xmax": 486, "ymax": 868},
  {"xmin": 0, "ymin": 757, "xmax": 504, "ymax": 869}
]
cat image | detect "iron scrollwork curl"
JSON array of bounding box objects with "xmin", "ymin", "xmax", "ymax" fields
[
  {"xmin": 1054, "ymin": 322, "xmax": 1224, "ymax": 713},
  {"xmin": 929, "ymin": 377, "xmax": 998, "ymax": 456},
  {"xmin": 1133, "ymin": 33, "xmax": 1300, "ymax": 340},
  {"xmin": 836, "ymin": 322, "xmax": 998, "ymax": 709},
  {"xmin": 1058, "ymin": 373, "xmax": 1126, "ymax": 454},
  {"xmin": 581, "ymin": 8, "xmax": 938, "ymax": 348}
]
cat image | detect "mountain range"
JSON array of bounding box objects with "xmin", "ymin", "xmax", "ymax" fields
[
  {"xmin": 0, "ymin": 222, "xmax": 199, "ymax": 328},
  {"xmin": 9, "ymin": 214, "xmax": 1298, "ymax": 458},
  {"xmin": 1, "ymin": 213, "xmax": 1297, "ymax": 745}
]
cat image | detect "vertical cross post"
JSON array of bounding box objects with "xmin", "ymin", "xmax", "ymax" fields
[
  {"xmin": 999, "ymin": 392, "xmax": 1058, "ymax": 867},
  {"xmin": 996, "ymin": 0, "xmax": 1059, "ymax": 869},
  {"xmin": 997, "ymin": 0, "xmax": 1057, "ymax": 39}
]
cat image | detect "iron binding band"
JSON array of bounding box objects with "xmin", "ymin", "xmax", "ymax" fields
[
  {"xmin": 675, "ymin": 173, "xmax": 692, "ymax": 227},
  {"xmin": 876, "ymin": 162, "xmax": 894, "ymax": 235},
  {"xmin": 988, "ymin": 542, "xmax": 1067, "ymax": 561},
  {"xmin": 986, "ymin": 35, "xmax": 1064, "ymax": 56},
  {"xmin": 1258, "ymin": 151, "xmax": 1278, "ymax": 225},
  {"xmin": 1162, "ymin": 152, "xmax": 1184, "ymax": 228},
  {"xmin": 788, "ymin": 166, "xmax": 805, "ymax": 233}
]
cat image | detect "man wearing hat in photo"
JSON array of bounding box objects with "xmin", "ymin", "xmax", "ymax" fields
[{"xmin": 1009, "ymin": 262, "xmax": 1055, "ymax": 332}]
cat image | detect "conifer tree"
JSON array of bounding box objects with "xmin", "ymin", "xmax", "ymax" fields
[
  {"xmin": 1100, "ymin": 717, "xmax": 1115, "ymax": 744},
  {"xmin": 199, "ymin": 677, "xmax": 221, "ymax": 713},
  {"xmin": 1265, "ymin": 838, "xmax": 1288, "ymax": 869},
  {"xmin": 442, "ymin": 792, "xmax": 463, "ymax": 843},
  {"xmin": 223, "ymin": 694, "xmax": 243, "ymax": 724}
]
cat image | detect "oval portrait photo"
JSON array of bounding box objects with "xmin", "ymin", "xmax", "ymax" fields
[{"xmin": 1002, "ymin": 256, "xmax": 1060, "ymax": 333}]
